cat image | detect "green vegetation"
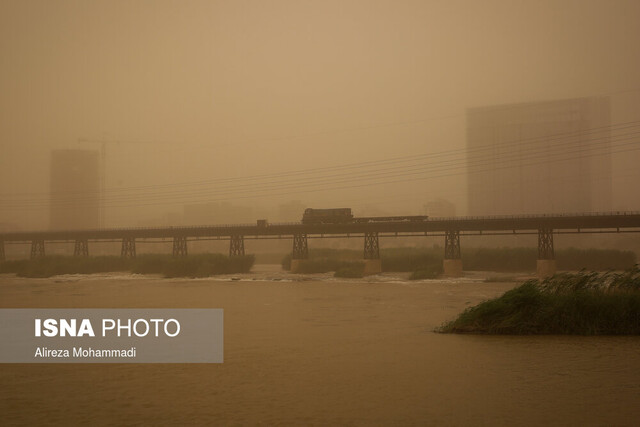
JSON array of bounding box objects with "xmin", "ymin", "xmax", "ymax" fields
[
  {"xmin": 281, "ymin": 246, "xmax": 635, "ymax": 278},
  {"xmin": 380, "ymin": 248, "xmax": 442, "ymax": 273},
  {"xmin": 254, "ymin": 252, "xmax": 290, "ymax": 264},
  {"xmin": 437, "ymin": 267, "xmax": 640, "ymax": 335},
  {"xmin": 334, "ymin": 262, "xmax": 365, "ymax": 278},
  {"xmin": 286, "ymin": 257, "xmax": 363, "ymax": 276},
  {"xmin": 0, "ymin": 256, "xmax": 130, "ymax": 278},
  {"xmin": 461, "ymin": 247, "xmax": 535, "ymax": 272},
  {"xmin": 461, "ymin": 247, "xmax": 636, "ymax": 272},
  {"xmin": 556, "ymin": 248, "xmax": 636, "ymax": 271},
  {"xmin": 282, "ymin": 247, "xmax": 443, "ymax": 277},
  {"xmin": 281, "ymin": 248, "xmax": 362, "ymax": 271},
  {"xmin": 409, "ymin": 265, "xmax": 443, "ymax": 280},
  {"xmin": 132, "ymin": 254, "xmax": 255, "ymax": 278},
  {"xmin": 0, "ymin": 254, "xmax": 255, "ymax": 278},
  {"xmin": 483, "ymin": 276, "xmax": 518, "ymax": 283}
]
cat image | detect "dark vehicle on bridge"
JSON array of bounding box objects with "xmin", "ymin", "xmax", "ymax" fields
[
  {"xmin": 353, "ymin": 215, "xmax": 429, "ymax": 223},
  {"xmin": 302, "ymin": 208, "xmax": 354, "ymax": 224},
  {"xmin": 302, "ymin": 208, "xmax": 429, "ymax": 225}
]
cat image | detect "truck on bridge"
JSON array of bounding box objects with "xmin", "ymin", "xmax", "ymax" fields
[
  {"xmin": 302, "ymin": 208, "xmax": 354, "ymax": 224},
  {"xmin": 301, "ymin": 208, "xmax": 428, "ymax": 225}
]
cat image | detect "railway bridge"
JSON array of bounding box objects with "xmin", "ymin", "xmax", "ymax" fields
[{"xmin": 1, "ymin": 212, "xmax": 639, "ymax": 278}]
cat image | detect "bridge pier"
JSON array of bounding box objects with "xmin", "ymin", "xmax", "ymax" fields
[
  {"xmin": 30, "ymin": 240, "xmax": 45, "ymax": 259},
  {"xmin": 290, "ymin": 233, "xmax": 309, "ymax": 273},
  {"xmin": 0, "ymin": 240, "xmax": 4, "ymax": 262},
  {"xmin": 443, "ymin": 230, "xmax": 462, "ymax": 277},
  {"xmin": 74, "ymin": 239, "xmax": 89, "ymax": 257},
  {"xmin": 363, "ymin": 231, "xmax": 382, "ymax": 275},
  {"xmin": 229, "ymin": 235, "xmax": 245, "ymax": 257},
  {"xmin": 173, "ymin": 236, "xmax": 188, "ymax": 257},
  {"xmin": 121, "ymin": 237, "xmax": 136, "ymax": 258},
  {"xmin": 537, "ymin": 228, "xmax": 556, "ymax": 278}
]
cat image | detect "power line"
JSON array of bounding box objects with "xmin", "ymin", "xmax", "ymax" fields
[
  {"xmin": 35, "ymin": 133, "xmax": 637, "ymax": 206},
  {"xmin": 3, "ymin": 119, "xmax": 637, "ymax": 201},
  {"xmin": 3, "ymin": 119, "xmax": 638, "ymax": 198},
  {"xmin": 4, "ymin": 131, "xmax": 636, "ymax": 207},
  {"xmin": 5, "ymin": 132, "xmax": 637, "ymax": 209}
]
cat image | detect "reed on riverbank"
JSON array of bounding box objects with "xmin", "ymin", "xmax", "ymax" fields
[
  {"xmin": 0, "ymin": 254, "xmax": 255, "ymax": 278},
  {"xmin": 437, "ymin": 267, "xmax": 640, "ymax": 335}
]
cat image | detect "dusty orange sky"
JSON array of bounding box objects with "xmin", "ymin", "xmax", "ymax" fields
[{"xmin": 1, "ymin": 0, "xmax": 639, "ymax": 228}]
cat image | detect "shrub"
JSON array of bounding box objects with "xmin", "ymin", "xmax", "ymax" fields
[
  {"xmin": 334, "ymin": 263, "xmax": 365, "ymax": 278},
  {"xmin": 409, "ymin": 264, "xmax": 443, "ymax": 280},
  {"xmin": 483, "ymin": 276, "xmax": 517, "ymax": 283},
  {"xmin": 438, "ymin": 267, "xmax": 640, "ymax": 335}
]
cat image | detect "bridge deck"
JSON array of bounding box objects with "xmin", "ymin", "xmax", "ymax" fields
[{"xmin": 2, "ymin": 212, "xmax": 640, "ymax": 242}]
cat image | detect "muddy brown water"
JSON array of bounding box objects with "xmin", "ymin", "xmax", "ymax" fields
[{"xmin": 1, "ymin": 267, "xmax": 639, "ymax": 426}]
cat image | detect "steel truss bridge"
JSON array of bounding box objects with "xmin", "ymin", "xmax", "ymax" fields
[{"xmin": 1, "ymin": 212, "xmax": 639, "ymax": 269}]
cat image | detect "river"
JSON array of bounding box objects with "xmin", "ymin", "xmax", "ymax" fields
[{"xmin": 1, "ymin": 266, "xmax": 639, "ymax": 426}]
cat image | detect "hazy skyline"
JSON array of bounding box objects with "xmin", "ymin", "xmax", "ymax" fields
[{"xmin": 2, "ymin": 0, "xmax": 640, "ymax": 229}]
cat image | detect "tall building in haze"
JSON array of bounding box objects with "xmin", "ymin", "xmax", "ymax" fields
[
  {"xmin": 466, "ymin": 97, "xmax": 611, "ymax": 216},
  {"xmin": 50, "ymin": 149, "xmax": 100, "ymax": 230}
]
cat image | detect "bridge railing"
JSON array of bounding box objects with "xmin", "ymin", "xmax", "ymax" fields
[
  {"xmin": 429, "ymin": 210, "xmax": 640, "ymax": 222},
  {"xmin": 2, "ymin": 211, "xmax": 640, "ymax": 237}
]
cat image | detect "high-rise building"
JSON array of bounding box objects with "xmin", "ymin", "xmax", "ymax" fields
[
  {"xmin": 50, "ymin": 149, "xmax": 100, "ymax": 230},
  {"xmin": 183, "ymin": 202, "xmax": 254, "ymax": 225},
  {"xmin": 424, "ymin": 198, "xmax": 456, "ymax": 218},
  {"xmin": 466, "ymin": 97, "xmax": 611, "ymax": 216}
]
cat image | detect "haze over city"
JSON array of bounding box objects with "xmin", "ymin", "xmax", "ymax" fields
[
  {"xmin": 1, "ymin": 0, "xmax": 640, "ymax": 230},
  {"xmin": 4, "ymin": 3, "xmax": 640, "ymax": 426}
]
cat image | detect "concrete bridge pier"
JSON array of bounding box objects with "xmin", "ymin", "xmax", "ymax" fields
[
  {"xmin": 30, "ymin": 239, "xmax": 45, "ymax": 259},
  {"xmin": 443, "ymin": 230, "xmax": 462, "ymax": 277},
  {"xmin": 363, "ymin": 231, "xmax": 382, "ymax": 275},
  {"xmin": 121, "ymin": 237, "xmax": 136, "ymax": 258},
  {"xmin": 290, "ymin": 233, "xmax": 308, "ymax": 273},
  {"xmin": 0, "ymin": 240, "xmax": 4, "ymax": 262},
  {"xmin": 537, "ymin": 228, "xmax": 556, "ymax": 278},
  {"xmin": 74, "ymin": 239, "xmax": 89, "ymax": 257},
  {"xmin": 173, "ymin": 236, "xmax": 188, "ymax": 257},
  {"xmin": 229, "ymin": 235, "xmax": 245, "ymax": 257}
]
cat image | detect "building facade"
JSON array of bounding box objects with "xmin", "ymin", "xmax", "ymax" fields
[
  {"xmin": 183, "ymin": 202, "xmax": 254, "ymax": 226},
  {"xmin": 424, "ymin": 198, "xmax": 456, "ymax": 218},
  {"xmin": 50, "ymin": 149, "xmax": 100, "ymax": 230},
  {"xmin": 466, "ymin": 97, "xmax": 611, "ymax": 216}
]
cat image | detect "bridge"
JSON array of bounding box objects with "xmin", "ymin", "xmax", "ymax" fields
[{"xmin": 1, "ymin": 212, "xmax": 639, "ymax": 277}]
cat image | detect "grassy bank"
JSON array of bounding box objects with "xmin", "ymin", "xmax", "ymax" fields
[
  {"xmin": 437, "ymin": 267, "xmax": 640, "ymax": 335},
  {"xmin": 0, "ymin": 254, "xmax": 255, "ymax": 278}
]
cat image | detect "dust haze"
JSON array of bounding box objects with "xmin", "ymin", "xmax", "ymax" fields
[{"xmin": 2, "ymin": 0, "xmax": 640, "ymax": 230}]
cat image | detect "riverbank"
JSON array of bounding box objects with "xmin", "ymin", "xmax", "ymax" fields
[{"xmin": 438, "ymin": 267, "xmax": 640, "ymax": 335}]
